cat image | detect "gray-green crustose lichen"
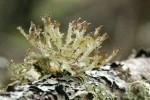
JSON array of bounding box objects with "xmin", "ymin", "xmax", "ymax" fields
[
  {"xmin": 122, "ymin": 81, "xmax": 150, "ymax": 100},
  {"xmin": 8, "ymin": 13, "xmax": 119, "ymax": 82}
]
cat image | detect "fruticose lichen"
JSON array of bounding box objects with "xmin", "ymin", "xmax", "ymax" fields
[
  {"xmin": 1, "ymin": 22, "xmax": 150, "ymax": 100},
  {"xmin": 8, "ymin": 13, "xmax": 119, "ymax": 82}
]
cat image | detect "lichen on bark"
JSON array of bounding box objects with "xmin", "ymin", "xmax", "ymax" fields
[{"xmin": 0, "ymin": 13, "xmax": 149, "ymax": 100}]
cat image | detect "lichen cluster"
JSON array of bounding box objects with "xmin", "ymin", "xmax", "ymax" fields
[
  {"xmin": 9, "ymin": 13, "xmax": 119, "ymax": 82},
  {"xmin": 0, "ymin": 13, "xmax": 150, "ymax": 100}
]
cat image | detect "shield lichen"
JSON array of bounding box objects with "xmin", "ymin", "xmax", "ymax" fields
[{"xmin": 9, "ymin": 13, "xmax": 119, "ymax": 82}]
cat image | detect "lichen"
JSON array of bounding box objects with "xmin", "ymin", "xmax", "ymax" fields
[
  {"xmin": 9, "ymin": 13, "xmax": 119, "ymax": 82},
  {"xmin": 123, "ymin": 81, "xmax": 150, "ymax": 100}
]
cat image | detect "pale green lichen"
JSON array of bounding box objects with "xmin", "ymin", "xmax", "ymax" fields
[
  {"xmin": 123, "ymin": 81, "xmax": 150, "ymax": 100},
  {"xmin": 9, "ymin": 13, "xmax": 119, "ymax": 82}
]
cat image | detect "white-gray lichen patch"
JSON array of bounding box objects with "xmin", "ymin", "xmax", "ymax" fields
[
  {"xmin": 0, "ymin": 64, "xmax": 128, "ymax": 100},
  {"xmin": 1, "ymin": 56, "xmax": 150, "ymax": 99}
]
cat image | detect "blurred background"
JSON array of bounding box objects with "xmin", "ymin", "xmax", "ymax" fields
[{"xmin": 0, "ymin": 0, "xmax": 150, "ymax": 66}]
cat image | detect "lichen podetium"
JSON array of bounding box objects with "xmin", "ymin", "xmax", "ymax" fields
[{"xmin": 9, "ymin": 13, "xmax": 119, "ymax": 82}]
